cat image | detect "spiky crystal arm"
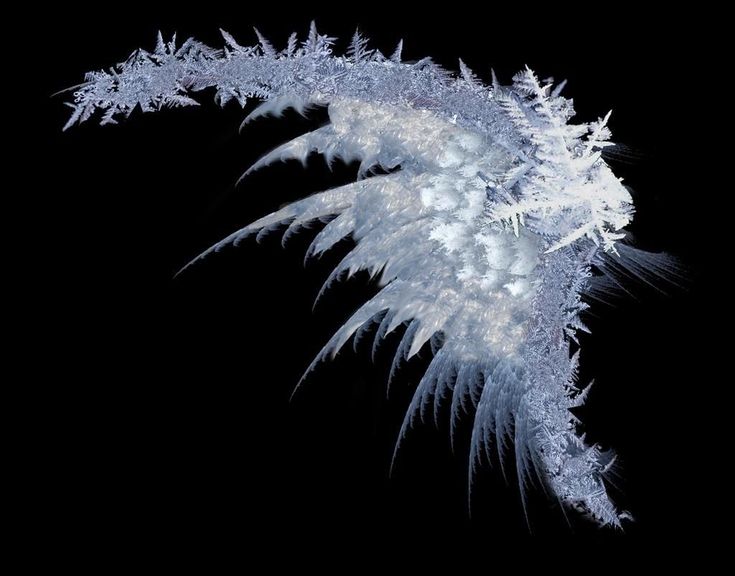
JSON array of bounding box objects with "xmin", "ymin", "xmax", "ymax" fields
[{"xmin": 65, "ymin": 26, "xmax": 636, "ymax": 526}]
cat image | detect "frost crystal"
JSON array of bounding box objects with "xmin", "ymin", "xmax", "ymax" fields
[{"xmin": 64, "ymin": 26, "xmax": 651, "ymax": 526}]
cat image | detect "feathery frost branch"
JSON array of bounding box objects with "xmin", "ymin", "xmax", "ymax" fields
[{"xmin": 64, "ymin": 25, "xmax": 656, "ymax": 527}]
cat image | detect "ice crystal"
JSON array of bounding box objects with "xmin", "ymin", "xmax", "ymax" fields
[{"xmin": 64, "ymin": 25, "xmax": 657, "ymax": 526}]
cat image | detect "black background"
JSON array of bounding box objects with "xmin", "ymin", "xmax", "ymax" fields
[{"xmin": 33, "ymin": 5, "xmax": 713, "ymax": 546}]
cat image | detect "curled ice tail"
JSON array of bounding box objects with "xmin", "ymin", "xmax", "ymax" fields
[{"xmin": 64, "ymin": 26, "xmax": 641, "ymax": 527}]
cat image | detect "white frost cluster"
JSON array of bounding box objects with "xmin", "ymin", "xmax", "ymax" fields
[{"xmin": 65, "ymin": 26, "xmax": 639, "ymax": 526}]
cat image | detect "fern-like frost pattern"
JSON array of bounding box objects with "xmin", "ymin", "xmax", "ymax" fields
[{"xmin": 65, "ymin": 25, "xmax": 647, "ymax": 526}]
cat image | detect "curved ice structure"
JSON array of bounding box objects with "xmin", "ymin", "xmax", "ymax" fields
[{"xmin": 64, "ymin": 25, "xmax": 667, "ymax": 526}]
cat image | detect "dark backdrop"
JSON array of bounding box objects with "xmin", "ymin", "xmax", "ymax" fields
[{"xmin": 35, "ymin": 5, "xmax": 711, "ymax": 545}]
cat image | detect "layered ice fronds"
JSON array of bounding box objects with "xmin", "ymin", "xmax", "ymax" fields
[{"xmin": 64, "ymin": 26, "xmax": 639, "ymax": 527}]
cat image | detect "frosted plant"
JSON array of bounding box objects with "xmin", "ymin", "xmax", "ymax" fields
[{"xmin": 63, "ymin": 25, "xmax": 673, "ymax": 527}]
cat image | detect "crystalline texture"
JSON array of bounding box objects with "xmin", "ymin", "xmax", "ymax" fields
[{"xmin": 64, "ymin": 26, "xmax": 646, "ymax": 526}]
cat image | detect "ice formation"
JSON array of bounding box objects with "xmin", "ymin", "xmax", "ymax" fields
[{"xmin": 63, "ymin": 26, "xmax": 660, "ymax": 526}]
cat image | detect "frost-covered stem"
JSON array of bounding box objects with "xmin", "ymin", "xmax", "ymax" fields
[
  {"xmin": 521, "ymin": 245, "xmax": 622, "ymax": 525},
  {"xmin": 63, "ymin": 30, "xmax": 506, "ymax": 141}
]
